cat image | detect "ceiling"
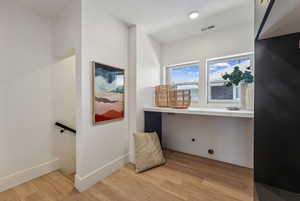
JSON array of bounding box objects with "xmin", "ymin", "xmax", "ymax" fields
[
  {"xmin": 17, "ymin": 0, "xmax": 71, "ymax": 19},
  {"xmin": 101, "ymin": 0, "xmax": 251, "ymax": 43},
  {"xmin": 259, "ymin": 0, "xmax": 300, "ymax": 39},
  {"xmin": 102, "ymin": 0, "xmax": 251, "ymax": 43},
  {"xmin": 103, "ymin": 0, "xmax": 249, "ymax": 32},
  {"xmin": 17, "ymin": 0, "xmax": 252, "ymax": 44},
  {"xmin": 152, "ymin": 4, "xmax": 251, "ymax": 44}
]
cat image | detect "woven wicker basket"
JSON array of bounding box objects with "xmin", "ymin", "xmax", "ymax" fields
[
  {"xmin": 155, "ymin": 85, "xmax": 172, "ymax": 107},
  {"xmin": 169, "ymin": 87, "xmax": 191, "ymax": 109}
]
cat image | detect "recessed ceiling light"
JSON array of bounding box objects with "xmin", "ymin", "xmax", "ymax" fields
[{"xmin": 189, "ymin": 11, "xmax": 199, "ymax": 20}]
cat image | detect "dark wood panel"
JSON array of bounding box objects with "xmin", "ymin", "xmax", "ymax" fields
[
  {"xmin": 144, "ymin": 111, "xmax": 162, "ymax": 142},
  {"xmin": 255, "ymin": 32, "xmax": 300, "ymax": 193}
]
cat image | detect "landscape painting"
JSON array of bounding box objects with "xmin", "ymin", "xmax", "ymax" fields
[{"xmin": 93, "ymin": 62, "xmax": 124, "ymax": 124}]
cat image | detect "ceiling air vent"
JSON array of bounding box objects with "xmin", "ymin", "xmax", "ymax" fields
[{"xmin": 201, "ymin": 25, "xmax": 215, "ymax": 32}]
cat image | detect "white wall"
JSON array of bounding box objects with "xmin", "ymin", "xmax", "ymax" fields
[
  {"xmin": 51, "ymin": 56, "xmax": 76, "ymax": 174},
  {"xmin": 0, "ymin": 0, "xmax": 58, "ymax": 191},
  {"xmin": 128, "ymin": 27, "xmax": 138, "ymax": 163},
  {"xmin": 52, "ymin": 0, "xmax": 81, "ymax": 59},
  {"xmin": 76, "ymin": 0, "xmax": 130, "ymax": 191},
  {"xmin": 128, "ymin": 26, "xmax": 161, "ymax": 161},
  {"xmin": 162, "ymin": 115, "xmax": 253, "ymax": 168},
  {"xmin": 161, "ymin": 23, "xmax": 253, "ymax": 64},
  {"xmin": 136, "ymin": 30, "xmax": 161, "ymax": 132},
  {"xmin": 161, "ymin": 24, "xmax": 254, "ymax": 168}
]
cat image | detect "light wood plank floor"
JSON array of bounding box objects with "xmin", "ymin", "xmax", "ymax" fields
[{"xmin": 0, "ymin": 150, "xmax": 253, "ymax": 201}]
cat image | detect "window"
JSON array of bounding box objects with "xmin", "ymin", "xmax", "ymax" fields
[
  {"xmin": 207, "ymin": 54, "xmax": 253, "ymax": 103},
  {"xmin": 164, "ymin": 53, "xmax": 253, "ymax": 107},
  {"xmin": 166, "ymin": 63, "xmax": 200, "ymax": 101}
]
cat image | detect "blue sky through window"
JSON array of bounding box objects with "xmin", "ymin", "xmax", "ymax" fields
[
  {"xmin": 209, "ymin": 58, "xmax": 249, "ymax": 74},
  {"xmin": 171, "ymin": 65, "xmax": 199, "ymax": 84}
]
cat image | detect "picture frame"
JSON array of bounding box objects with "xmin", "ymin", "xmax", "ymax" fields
[{"xmin": 92, "ymin": 61, "xmax": 125, "ymax": 124}]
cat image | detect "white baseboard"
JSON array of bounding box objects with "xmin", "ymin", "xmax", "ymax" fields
[
  {"xmin": 129, "ymin": 152, "xmax": 135, "ymax": 163},
  {"xmin": 0, "ymin": 158, "xmax": 59, "ymax": 192},
  {"xmin": 75, "ymin": 153, "xmax": 130, "ymax": 192}
]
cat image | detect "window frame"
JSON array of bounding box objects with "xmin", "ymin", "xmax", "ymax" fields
[
  {"xmin": 163, "ymin": 52, "xmax": 254, "ymax": 108},
  {"xmin": 206, "ymin": 52, "xmax": 254, "ymax": 104},
  {"xmin": 165, "ymin": 61, "xmax": 201, "ymax": 103}
]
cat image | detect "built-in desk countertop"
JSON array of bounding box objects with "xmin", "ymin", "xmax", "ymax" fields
[
  {"xmin": 144, "ymin": 106, "xmax": 254, "ymax": 119},
  {"xmin": 143, "ymin": 106, "xmax": 254, "ymax": 144}
]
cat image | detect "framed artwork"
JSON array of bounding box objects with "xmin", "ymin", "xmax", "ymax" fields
[{"xmin": 92, "ymin": 62, "xmax": 125, "ymax": 124}]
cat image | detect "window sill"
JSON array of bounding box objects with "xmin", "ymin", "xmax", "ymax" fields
[{"xmin": 144, "ymin": 106, "xmax": 254, "ymax": 118}]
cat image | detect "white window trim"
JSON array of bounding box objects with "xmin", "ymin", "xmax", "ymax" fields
[
  {"xmin": 206, "ymin": 52, "xmax": 254, "ymax": 105},
  {"xmin": 163, "ymin": 52, "xmax": 254, "ymax": 108},
  {"xmin": 206, "ymin": 52, "xmax": 254, "ymax": 63},
  {"xmin": 165, "ymin": 60, "xmax": 200, "ymax": 68}
]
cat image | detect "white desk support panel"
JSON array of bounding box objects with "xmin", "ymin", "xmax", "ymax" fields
[{"xmin": 144, "ymin": 106, "xmax": 254, "ymax": 142}]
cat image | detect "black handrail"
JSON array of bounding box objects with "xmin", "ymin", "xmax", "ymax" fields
[{"xmin": 55, "ymin": 122, "xmax": 76, "ymax": 134}]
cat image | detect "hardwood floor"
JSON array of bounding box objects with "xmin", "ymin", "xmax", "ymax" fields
[{"xmin": 0, "ymin": 150, "xmax": 253, "ymax": 201}]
